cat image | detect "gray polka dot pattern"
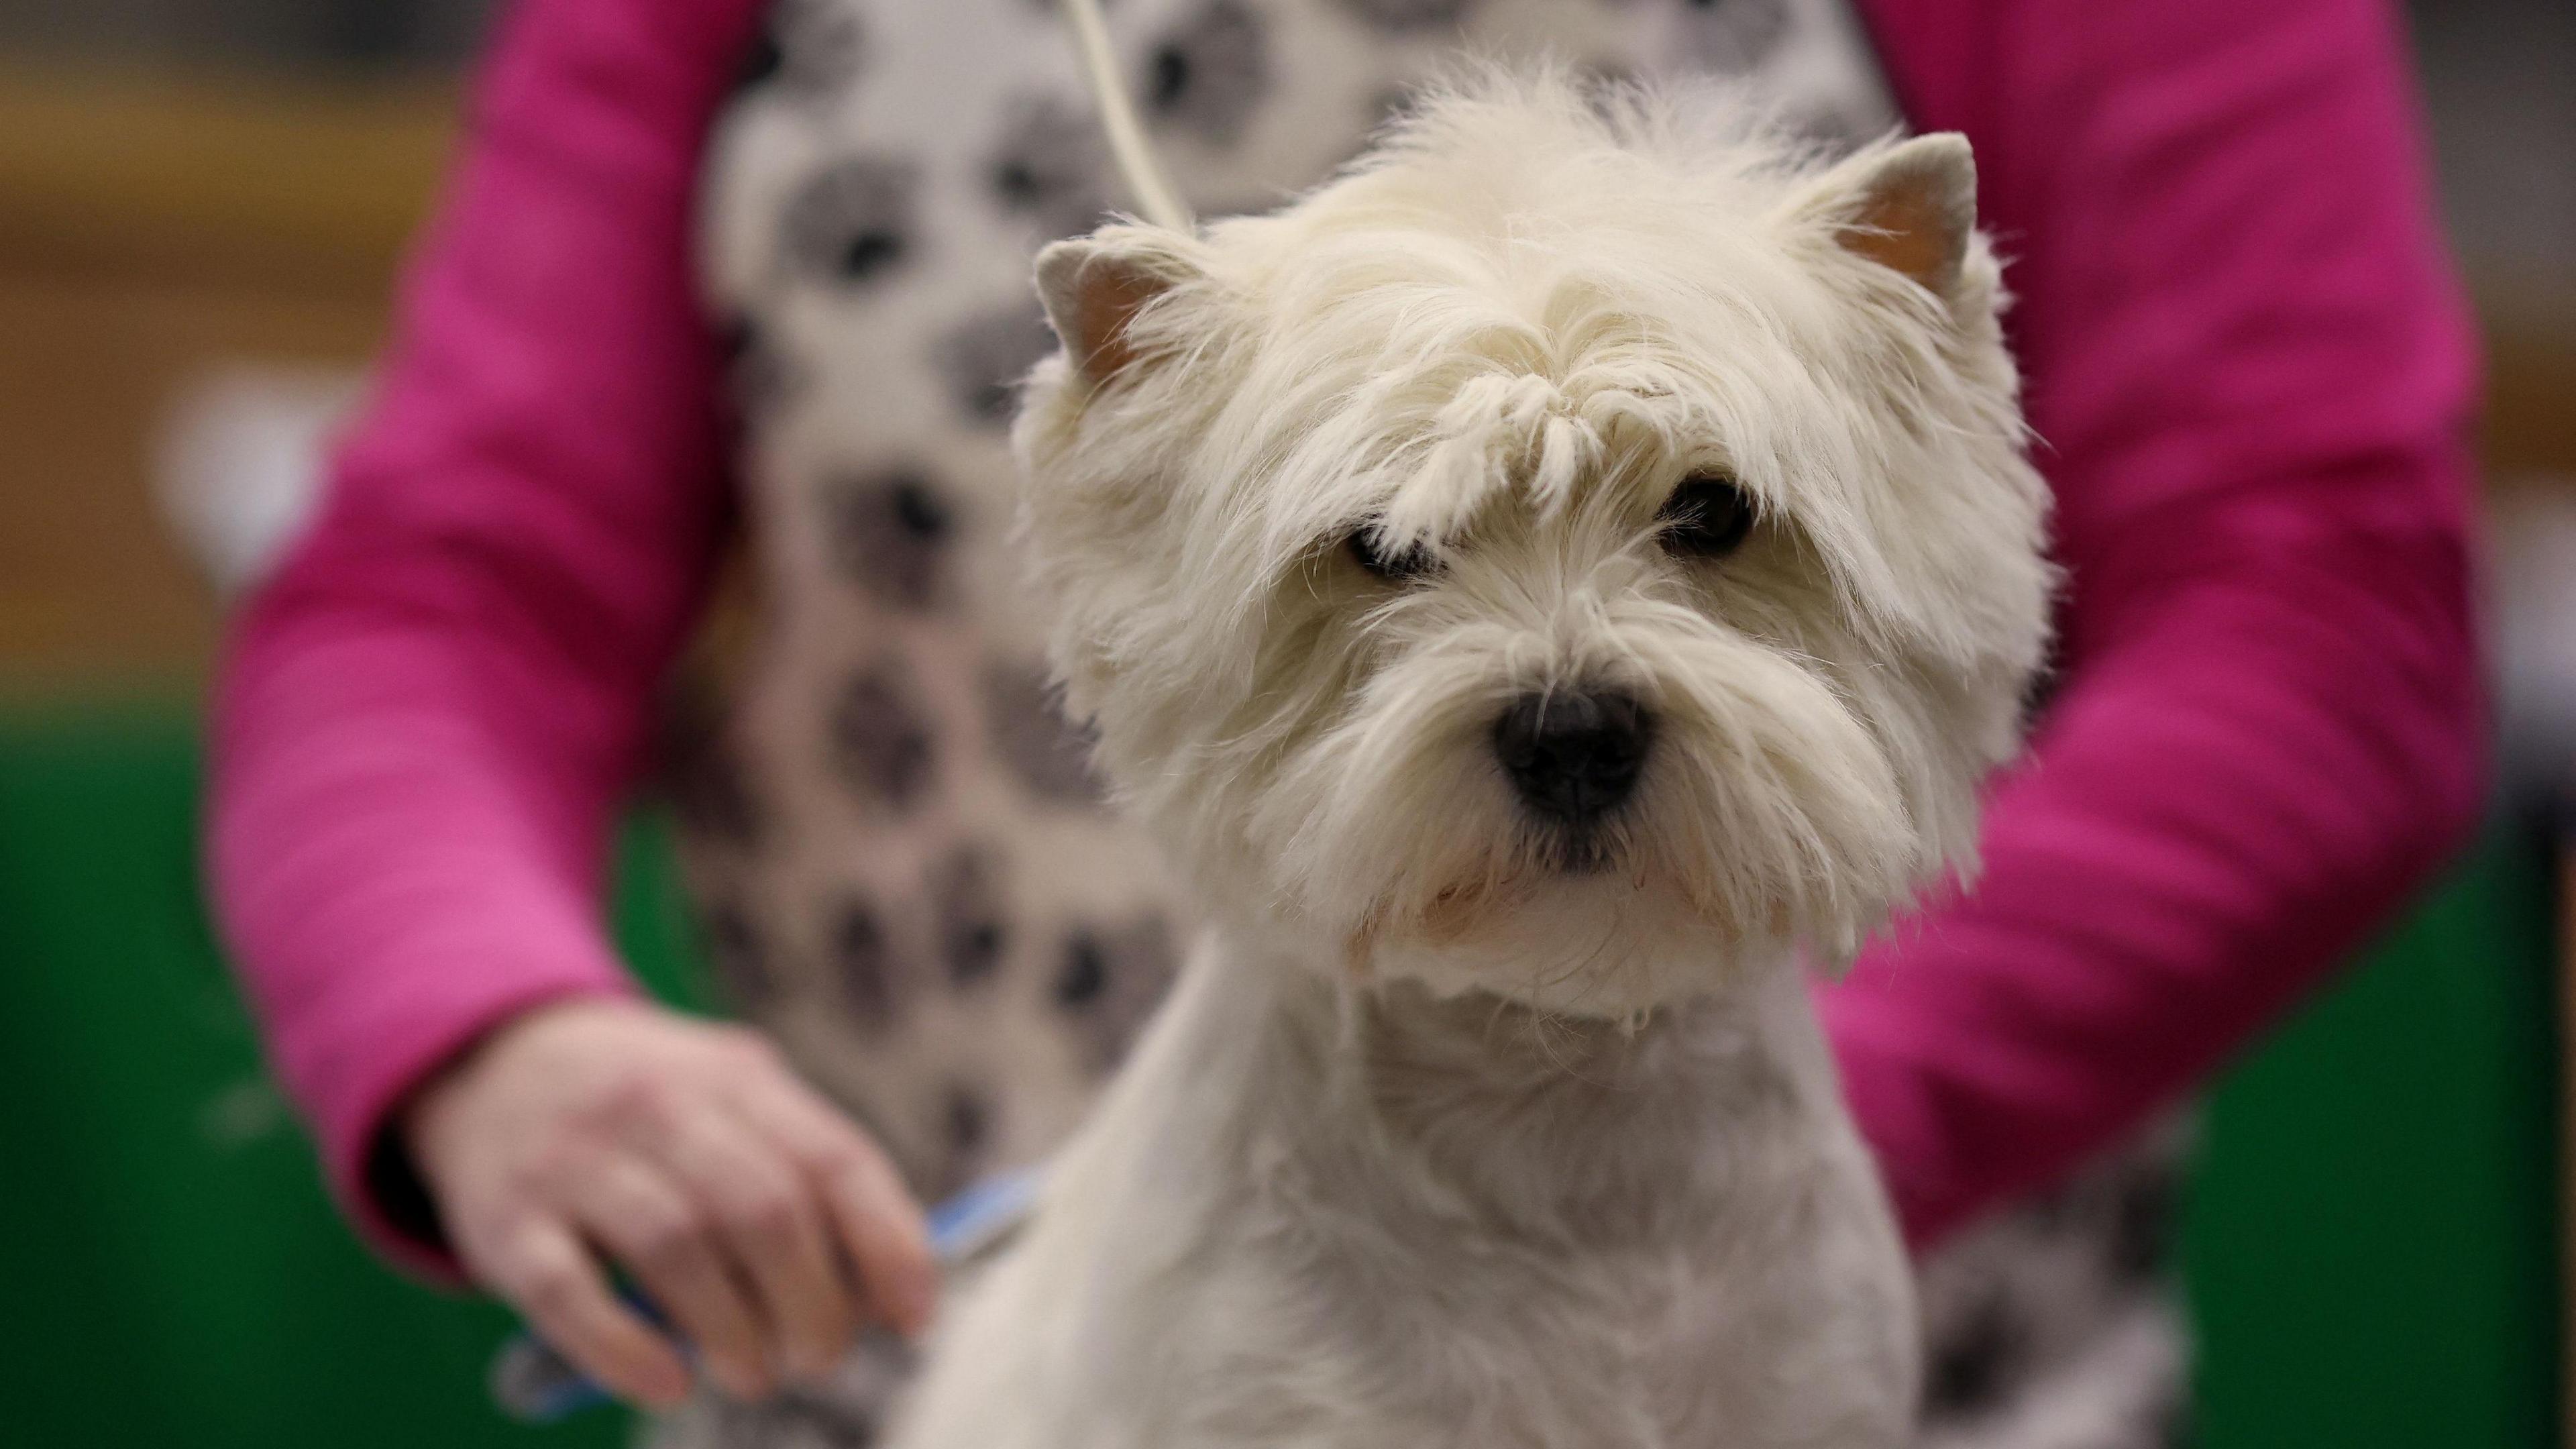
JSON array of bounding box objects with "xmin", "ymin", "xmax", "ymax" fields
[
  {"xmin": 937, "ymin": 301, "xmax": 1059, "ymax": 429},
  {"xmin": 780, "ymin": 156, "xmax": 919, "ymax": 286},
  {"xmin": 1055, "ymin": 914, "xmax": 1181, "ymax": 1070},
  {"xmin": 828, "ymin": 661, "xmax": 936, "ymax": 812},
  {"xmin": 981, "ymin": 659, "xmax": 1103, "ymax": 803},
  {"xmin": 824, "ymin": 468, "xmax": 956, "ymax": 608},
  {"xmin": 933, "ymin": 847, "xmax": 1010, "ymax": 985},
  {"xmin": 719, "ymin": 315, "xmax": 803, "ymax": 413},
  {"xmin": 737, "ymin": 0, "xmax": 868, "ymax": 99},
  {"xmin": 986, "ymin": 93, "xmax": 1117, "ymax": 237},
  {"xmin": 1914, "ymin": 1128, "xmax": 2194, "ymax": 1449},
  {"xmin": 702, "ymin": 900, "xmax": 776, "ymax": 1010},
  {"xmin": 1334, "ymin": 0, "xmax": 1476, "ymax": 34},
  {"xmin": 937, "ymin": 1079, "xmax": 996, "ymax": 1193},
  {"xmin": 1678, "ymin": 0, "xmax": 1794, "ymax": 75},
  {"xmin": 827, "ymin": 894, "xmax": 900, "ymax": 1029},
  {"xmin": 1924, "ymin": 1285, "xmax": 2029, "ymax": 1422},
  {"xmin": 1145, "ymin": 0, "xmax": 1271, "ymax": 148}
]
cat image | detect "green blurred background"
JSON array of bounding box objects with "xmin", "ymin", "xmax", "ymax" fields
[{"xmin": 0, "ymin": 1, "xmax": 2570, "ymax": 1446}]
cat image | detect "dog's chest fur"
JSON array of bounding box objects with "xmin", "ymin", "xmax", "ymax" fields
[{"xmin": 894, "ymin": 944, "xmax": 1916, "ymax": 1449}]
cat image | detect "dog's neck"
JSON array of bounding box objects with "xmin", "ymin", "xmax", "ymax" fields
[{"xmin": 1200, "ymin": 930, "xmax": 1845, "ymax": 1246}]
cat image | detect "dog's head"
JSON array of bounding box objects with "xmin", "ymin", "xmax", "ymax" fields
[{"xmin": 1014, "ymin": 74, "xmax": 2052, "ymax": 1014}]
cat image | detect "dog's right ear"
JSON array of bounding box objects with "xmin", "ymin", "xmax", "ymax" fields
[
  {"xmin": 1788, "ymin": 133, "xmax": 1979, "ymax": 301},
  {"xmin": 1035, "ymin": 229, "xmax": 1208, "ymax": 388}
]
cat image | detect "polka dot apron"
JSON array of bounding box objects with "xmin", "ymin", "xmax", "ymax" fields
[{"xmin": 653, "ymin": 1, "xmax": 2190, "ymax": 1442}]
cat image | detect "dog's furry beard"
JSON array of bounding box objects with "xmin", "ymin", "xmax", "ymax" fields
[{"xmin": 1014, "ymin": 66, "xmax": 2053, "ymax": 1016}]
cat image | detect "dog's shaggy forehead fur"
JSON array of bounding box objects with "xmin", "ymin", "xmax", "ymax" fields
[{"xmin": 1016, "ymin": 72, "xmax": 2052, "ymax": 1010}]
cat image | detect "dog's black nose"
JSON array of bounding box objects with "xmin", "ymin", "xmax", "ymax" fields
[{"xmin": 1493, "ymin": 689, "xmax": 1651, "ymax": 824}]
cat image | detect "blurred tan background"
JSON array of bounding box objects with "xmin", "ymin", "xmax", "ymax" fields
[{"xmin": 0, "ymin": 0, "xmax": 489, "ymax": 682}]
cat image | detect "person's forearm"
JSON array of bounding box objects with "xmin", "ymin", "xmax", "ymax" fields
[
  {"xmin": 211, "ymin": 594, "xmax": 644, "ymax": 1275},
  {"xmin": 1844, "ymin": 0, "xmax": 2485, "ymax": 1244},
  {"xmin": 205, "ymin": 0, "xmax": 765, "ymax": 1274},
  {"xmin": 1827, "ymin": 473, "xmax": 2483, "ymax": 1246}
]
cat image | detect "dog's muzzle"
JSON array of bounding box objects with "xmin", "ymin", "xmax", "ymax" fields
[{"xmin": 1492, "ymin": 688, "xmax": 1651, "ymax": 828}]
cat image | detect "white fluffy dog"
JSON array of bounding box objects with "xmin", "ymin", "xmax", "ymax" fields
[{"xmin": 890, "ymin": 71, "xmax": 2053, "ymax": 1449}]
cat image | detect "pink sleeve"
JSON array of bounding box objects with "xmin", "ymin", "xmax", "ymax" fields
[
  {"xmin": 207, "ymin": 0, "xmax": 767, "ymax": 1277},
  {"xmin": 1833, "ymin": 0, "xmax": 2485, "ymax": 1246}
]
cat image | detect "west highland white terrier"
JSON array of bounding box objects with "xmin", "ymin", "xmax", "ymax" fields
[{"xmin": 889, "ymin": 70, "xmax": 2053, "ymax": 1449}]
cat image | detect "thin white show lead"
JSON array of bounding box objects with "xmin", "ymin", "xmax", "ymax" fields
[{"xmin": 1053, "ymin": 0, "xmax": 1195, "ymax": 232}]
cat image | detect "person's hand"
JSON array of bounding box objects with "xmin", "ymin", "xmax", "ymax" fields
[{"xmin": 404, "ymin": 997, "xmax": 934, "ymax": 1407}]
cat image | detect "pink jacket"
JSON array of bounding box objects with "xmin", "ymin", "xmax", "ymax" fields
[{"xmin": 208, "ymin": 0, "xmax": 2485, "ymax": 1278}]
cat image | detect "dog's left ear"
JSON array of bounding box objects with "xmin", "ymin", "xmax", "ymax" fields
[
  {"xmin": 1035, "ymin": 227, "xmax": 1209, "ymax": 387},
  {"xmin": 1795, "ymin": 133, "xmax": 1978, "ymax": 298}
]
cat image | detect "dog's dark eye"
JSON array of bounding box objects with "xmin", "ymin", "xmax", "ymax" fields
[
  {"xmin": 1657, "ymin": 472, "xmax": 1758, "ymax": 559},
  {"xmin": 1346, "ymin": 527, "xmax": 1440, "ymax": 584}
]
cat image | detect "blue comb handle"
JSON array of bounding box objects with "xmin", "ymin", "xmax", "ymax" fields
[{"xmin": 488, "ymin": 1163, "xmax": 1044, "ymax": 1423}]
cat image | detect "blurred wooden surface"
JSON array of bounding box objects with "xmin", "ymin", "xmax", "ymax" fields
[
  {"xmin": 0, "ymin": 62, "xmax": 452, "ymax": 684},
  {"xmin": 2477, "ymin": 266, "xmax": 2576, "ymax": 484},
  {"xmin": 0, "ymin": 60, "xmax": 454, "ymax": 292}
]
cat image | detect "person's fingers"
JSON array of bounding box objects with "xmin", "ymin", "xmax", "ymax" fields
[
  {"xmin": 733, "ymin": 1072, "xmax": 938, "ymax": 1336},
  {"xmin": 643, "ymin": 1099, "xmax": 856, "ymax": 1381},
  {"xmin": 574, "ymin": 1157, "xmax": 775, "ymax": 1400},
  {"xmin": 467, "ymin": 1215, "xmax": 692, "ymax": 1409}
]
